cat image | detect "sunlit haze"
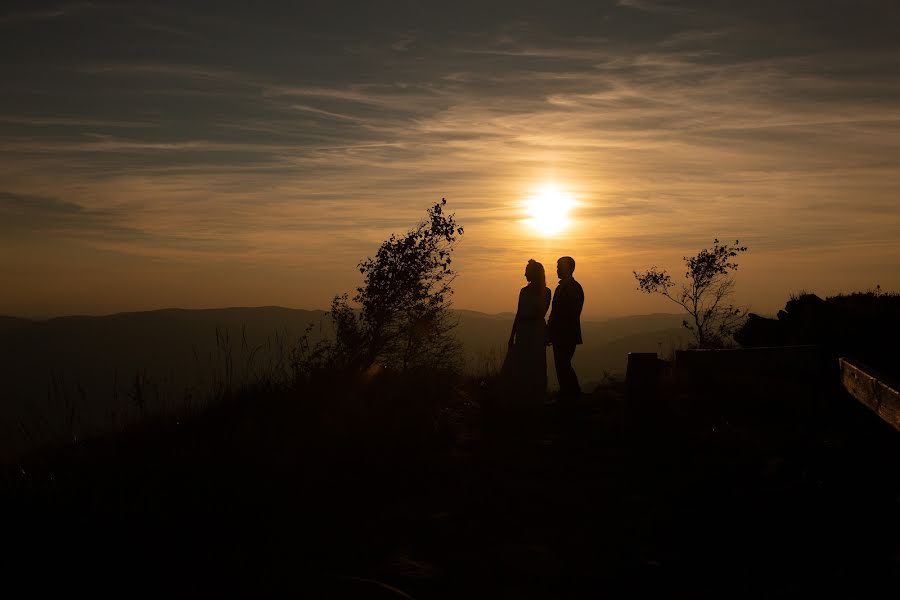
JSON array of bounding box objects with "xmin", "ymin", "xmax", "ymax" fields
[
  {"xmin": 2, "ymin": 1, "xmax": 899, "ymax": 318},
  {"xmin": 524, "ymin": 184, "xmax": 576, "ymax": 237}
]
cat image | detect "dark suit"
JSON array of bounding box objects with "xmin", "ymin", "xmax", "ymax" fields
[{"xmin": 548, "ymin": 276, "xmax": 584, "ymax": 397}]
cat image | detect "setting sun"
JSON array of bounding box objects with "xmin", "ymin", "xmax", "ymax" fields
[{"xmin": 524, "ymin": 184, "xmax": 576, "ymax": 236}]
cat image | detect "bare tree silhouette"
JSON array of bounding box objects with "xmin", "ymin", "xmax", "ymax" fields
[{"xmin": 634, "ymin": 239, "xmax": 748, "ymax": 348}]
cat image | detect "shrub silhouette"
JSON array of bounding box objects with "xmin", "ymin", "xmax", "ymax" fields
[{"xmin": 297, "ymin": 199, "xmax": 464, "ymax": 378}]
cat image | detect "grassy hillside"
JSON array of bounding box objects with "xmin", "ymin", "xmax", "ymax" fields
[
  {"xmin": 0, "ymin": 315, "xmax": 30, "ymax": 333},
  {"xmin": 4, "ymin": 368, "xmax": 897, "ymax": 595},
  {"xmin": 0, "ymin": 307, "xmax": 328, "ymax": 458},
  {"xmin": 0, "ymin": 306, "xmax": 689, "ymax": 458},
  {"xmin": 1, "ymin": 307, "xmax": 687, "ymax": 393}
]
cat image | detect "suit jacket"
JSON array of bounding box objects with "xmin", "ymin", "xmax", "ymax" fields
[{"xmin": 548, "ymin": 276, "xmax": 584, "ymax": 346}]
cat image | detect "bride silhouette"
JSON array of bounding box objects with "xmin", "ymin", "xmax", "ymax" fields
[{"xmin": 502, "ymin": 259, "xmax": 552, "ymax": 400}]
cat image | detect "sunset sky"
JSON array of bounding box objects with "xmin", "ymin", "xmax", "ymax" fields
[{"xmin": 2, "ymin": 0, "xmax": 899, "ymax": 318}]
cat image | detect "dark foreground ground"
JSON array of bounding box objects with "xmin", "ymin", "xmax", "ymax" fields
[{"xmin": 4, "ymin": 376, "xmax": 899, "ymax": 598}]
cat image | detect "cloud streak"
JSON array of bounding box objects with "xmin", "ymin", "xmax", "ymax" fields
[{"xmin": 1, "ymin": 0, "xmax": 899, "ymax": 316}]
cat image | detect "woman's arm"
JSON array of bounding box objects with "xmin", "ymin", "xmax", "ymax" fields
[
  {"xmin": 509, "ymin": 289, "xmax": 524, "ymax": 345},
  {"xmin": 543, "ymin": 287, "xmax": 552, "ymax": 345}
]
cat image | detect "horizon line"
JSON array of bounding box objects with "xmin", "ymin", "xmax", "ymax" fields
[{"xmin": 1, "ymin": 304, "xmax": 687, "ymax": 322}]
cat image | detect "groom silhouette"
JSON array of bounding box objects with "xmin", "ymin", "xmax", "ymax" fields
[{"xmin": 548, "ymin": 256, "xmax": 584, "ymax": 399}]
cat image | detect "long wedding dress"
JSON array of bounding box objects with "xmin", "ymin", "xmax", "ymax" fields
[{"xmin": 502, "ymin": 285, "xmax": 551, "ymax": 400}]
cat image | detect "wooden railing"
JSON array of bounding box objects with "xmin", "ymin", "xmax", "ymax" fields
[
  {"xmin": 625, "ymin": 347, "xmax": 900, "ymax": 434},
  {"xmin": 839, "ymin": 358, "xmax": 900, "ymax": 433}
]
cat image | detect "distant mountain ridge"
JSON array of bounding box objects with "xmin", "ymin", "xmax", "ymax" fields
[
  {"xmin": 0, "ymin": 306, "xmax": 686, "ymax": 379},
  {"xmin": 0, "ymin": 306, "xmax": 687, "ymax": 376},
  {"xmin": 0, "ymin": 306, "xmax": 689, "ymax": 458},
  {"xmin": 1, "ymin": 307, "xmax": 689, "ymax": 392},
  {"xmin": 2, "ymin": 306, "xmax": 670, "ymax": 324},
  {"xmin": 0, "ymin": 315, "xmax": 31, "ymax": 333}
]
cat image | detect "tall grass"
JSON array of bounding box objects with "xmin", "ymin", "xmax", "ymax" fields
[
  {"xmin": 3, "ymin": 319, "xmax": 552, "ymax": 462},
  {"xmin": 1, "ymin": 326, "xmax": 306, "ymax": 463}
]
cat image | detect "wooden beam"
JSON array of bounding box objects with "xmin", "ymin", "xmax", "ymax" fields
[{"xmin": 839, "ymin": 358, "xmax": 900, "ymax": 433}]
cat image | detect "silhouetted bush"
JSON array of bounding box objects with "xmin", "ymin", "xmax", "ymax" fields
[
  {"xmin": 736, "ymin": 287, "xmax": 900, "ymax": 376},
  {"xmin": 293, "ymin": 199, "xmax": 464, "ymax": 383}
]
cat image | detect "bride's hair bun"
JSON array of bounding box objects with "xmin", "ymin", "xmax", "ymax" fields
[{"xmin": 525, "ymin": 259, "xmax": 546, "ymax": 286}]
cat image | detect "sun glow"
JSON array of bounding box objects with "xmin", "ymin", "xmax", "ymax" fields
[{"xmin": 524, "ymin": 184, "xmax": 576, "ymax": 236}]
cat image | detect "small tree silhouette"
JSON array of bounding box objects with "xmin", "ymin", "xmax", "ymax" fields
[
  {"xmin": 329, "ymin": 198, "xmax": 464, "ymax": 373},
  {"xmin": 634, "ymin": 239, "xmax": 748, "ymax": 349}
]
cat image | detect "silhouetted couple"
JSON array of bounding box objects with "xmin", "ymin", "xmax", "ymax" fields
[{"xmin": 503, "ymin": 256, "xmax": 584, "ymax": 403}]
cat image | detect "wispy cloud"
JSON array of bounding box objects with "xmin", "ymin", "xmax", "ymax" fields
[
  {"xmin": 0, "ymin": 2, "xmax": 94, "ymax": 25},
  {"xmin": 616, "ymin": 0, "xmax": 689, "ymax": 14},
  {"xmin": 2, "ymin": 0, "xmax": 899, "ymax": 316},
  {"xmin": 0, "ymin": 115, "xmax": 156, "ymax": 128}
]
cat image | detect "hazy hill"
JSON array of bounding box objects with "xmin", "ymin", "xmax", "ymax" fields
[
  {"xmin": 0, "ymin": 316, "xmax": 31, "ymax": 334},
  {"xmin": 0, "ymin": 306, "xmax": 687, "ymax": 393},
  {"xmin": 0, "ymin": 307, "xmax": 328, "ymax": 454},
  {"xmin": 0, "ymin": 306, "xmax": 689, "ymax": 457},
  {"xmin": 456, "ymin": 310, "xmax": 689, "ymax": 382},
  {"xmin": 1, "ymin": 306, "xmax": 328, "ymax": 399}
]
